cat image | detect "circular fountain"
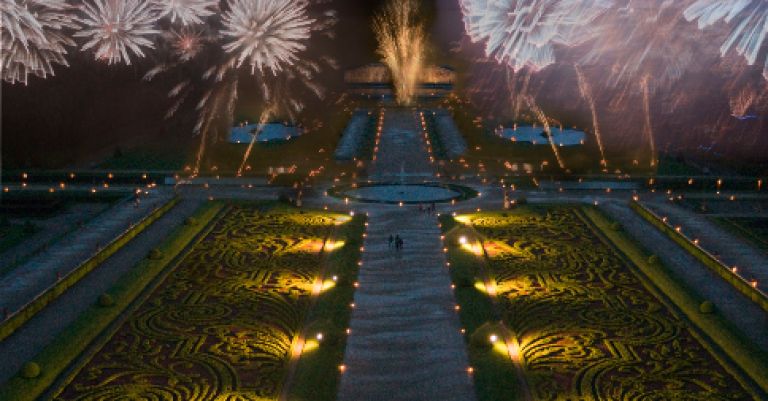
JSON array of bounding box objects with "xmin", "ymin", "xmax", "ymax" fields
[{"xmin": 328, "ymin": 182, "xmax": 478, "ymax": 204}]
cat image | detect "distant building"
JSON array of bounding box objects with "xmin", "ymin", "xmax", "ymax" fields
[
  {"xmin": 229, "ymin": 123, "xmax": 302, "ymax": 144},
  {"xmin": 344, "ymin": 63, "xmax": 455, "ymax": 99}
]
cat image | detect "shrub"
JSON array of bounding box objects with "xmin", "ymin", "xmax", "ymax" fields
[
  {"xmin": 0, "ymin": 217, "xmax": 10, "ymax": 227},
  {"xmin": 699, "ymin": 301, "xmax": 715, "ymax": 314},
  {"xmin": 469, "ymin": 322, "xmax": 505, "ymax": 349},
  {"xmin": 610, "ymin": 222, "xmax": 622, "ymax": 231},
  {"xmin": 147, "ymin": 248, "xmax": 164, "ymax": 260},
  {"xmin": 184, "ymin": 217, "xmax": 197, "ymax": 226},
  {"xmin": 22, "ymin": 221, "xmax": 36, "ymax": 234},
  {"xmin": 98, "ymin": 293, "xmax": 114, "ymax": 307},
  {"xmin": 20, "ymin": 362, "xmax": 40, "ymax": 379},
  {"xmin": 648, "ymin": 255, "xmax": 659, "ymax": 265}
]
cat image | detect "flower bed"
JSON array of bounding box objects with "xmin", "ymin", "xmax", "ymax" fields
[
  {"xmin": 448, "ymin": 208, "xmax": 760, "ymax": 400},
  {"xmin": 50, "ymin": 206, "xmax": 346, "ymax": 400}
]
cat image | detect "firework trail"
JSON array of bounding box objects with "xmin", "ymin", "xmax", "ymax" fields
[
  {"xmin": 153, "ymin": 0, "xmax": 218, "ymax": 26},
  {"xmin": 76, "ymin": 0, "xmax": 161, "ymax": 65},
  {"xmin": 574, "ymin": 65, "xmax": 607, "ymax": 168},
  {"xmin": 1, "ymin": 0, "xmax": 78, "ymax": 84},
  {"xmin": 221, "ymin": 0, "xmax": 316, "ymax": 76},
  {"xmin": 640, "ymin": 75, "xmax": 657, "ymax": 167},
  {"xmin": 460, "ymin": 0, "xmax": 611, "ymax": 72},
  {"xmin": 684, "ymin": 0, "xmax": 768, "ymax": 80},
  {"xmin": 237, "ymin": 105, "xmax": 276, "ymax": 176},
  {"xmin": 374, "ymin": 0, "xmax": 425, "ymax": 105},
  {"xmin": 524, "ymin": 95, "xmax": 566, "ymax": 170}
]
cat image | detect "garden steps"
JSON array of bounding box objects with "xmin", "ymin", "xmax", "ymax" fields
[
  {"xmin": 644, "ymin": 200, "xmax": 768, "ymax": 285},
  {"xmin": 0, "ymin": 190, "xmax": 172, "ymax": 316},
  {"xmin": 337, "ymin": 208, "xmax": 475, "ymax": 401},
  {"xmin": 601, "ymin": 200, "xmax": 768, "ymax": 351},
  {"xmin": 368, "ymin": 109, "xmax": 437, "ymax": 183},
  {"xmin": 0, "ymin": 198, "xmax": 203, "ymax": 384}
]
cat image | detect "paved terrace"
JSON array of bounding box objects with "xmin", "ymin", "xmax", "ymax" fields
[{"xmin": 369, "ymin": 109, "xmax": 436, "ymax": 182}]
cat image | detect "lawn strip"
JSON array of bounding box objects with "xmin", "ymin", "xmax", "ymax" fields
[
  {"xmin": 285, "ymin": 214, "xmax": 366, "ymax": 401},
  {"xmin": 438, "ymin": 213, "xmax": 521, "ymax": 401}
]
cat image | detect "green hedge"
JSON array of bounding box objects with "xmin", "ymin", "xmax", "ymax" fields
[
  {"xmin": 0, "ymin": 202, "xmax": 225, "ymax": 401},
  {"xmin": 582, "ymin": 206, "xmax": 768, "ymax": 395},
  {"xmin": 0, "ymin": 198, "xmax": 180, "ymax": 342},
  {"xmin": 286, "ymin": 215, "xmax": 366, "ymax": 401},
  {"xmin": 629, "ymin": 201, "xmax": 768, "ymax": 313}
]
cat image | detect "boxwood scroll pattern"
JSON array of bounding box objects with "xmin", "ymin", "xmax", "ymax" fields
[
  {"xmin": 469, "ymin": 209, "xmax": 754, "ymax": 400},
  {"xmin": 54, "ymin": 207, "xmax": 339, "ymax": 400}
]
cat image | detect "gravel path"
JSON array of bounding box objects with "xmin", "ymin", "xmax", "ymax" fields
[
  {"xmin": 369, "ymin": 109, "xmax": 436, "ymax": 182},
  {"xmin": 337, "ymin": 207, "xmax": 475, "ymax": 401},
  {"xmin": 0, "ymin": 199, "xmax": 203, "ymax": 383},
  {"xmin": 645, "ymin": 200, "xmax": 768, "ymax": 285},
  {"xmin": 0, "ymin": 191, "xmax": 173, "ymax": 316},
  {"xmin": 601, "ymin": 200, "xmax": 768, "ymax": 351}
]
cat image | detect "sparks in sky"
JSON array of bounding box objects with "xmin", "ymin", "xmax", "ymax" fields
[
  {"xmin": 153, "ymin": 0, "xmax": 218, "ymax": 26},
  {"xmin": 684, "ymin": 0, "xmax": 768, "ymax": 80},
  {"xmin": 1, "ymin": 0, "xmax": 78, "ymax": 84},
  {"xmin": 460, "ymin": 0, "xmax": 611, "ymax": 72},
  {"xmin": 76, "ymin": 0, "xmax": 161, "ymax": 65},
  {"xmin": 221, "ymin": 0, "xmax": 315, "ymax": 76},
  {"xmin": 374, "ymin": 0, "xmax": 425, "ymax": 105}
]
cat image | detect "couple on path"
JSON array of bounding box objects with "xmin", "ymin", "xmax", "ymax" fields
[{"xmin": 388, "ymin": 234, "xmax": 404, "ymax": 251}]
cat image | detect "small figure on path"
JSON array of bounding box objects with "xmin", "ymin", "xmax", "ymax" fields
[
  {"xmin": 395, "ymin": 235, "xmax": 402, "ymax": 251},
  {"xmin": 388, "ymin": 234, "xmax": 394, "ymax": 249}
]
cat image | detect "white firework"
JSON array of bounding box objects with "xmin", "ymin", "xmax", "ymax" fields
[
  {"xmin": 221, "ymin": 0, "xmax": 315, "ymax": 75},
  {"xmin": 75, "ymin": 0, "xmax": 161, "ymax": 65},
  {"xmin": 1, "ymin": 0, "xmax": 78, "ymax": 84},
  {"xmin": 684, "ymin": 0, "xmax": 768, "ymax": 80},
  {"xmin": 153, "ymin": 0, "xmax": 218, "ymax": 26},
  {"xmin": 460, "ymin": 0, "xmax": 611, "ymax": 71}
]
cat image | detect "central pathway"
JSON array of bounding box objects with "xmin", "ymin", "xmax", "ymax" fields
[
  {"xmin": 369, "ymin": 109, "xmax": 436, "ymax": 182},
  {"xmin": 337, "ymin": 208, "xmax": 476, "ymax": 401}
]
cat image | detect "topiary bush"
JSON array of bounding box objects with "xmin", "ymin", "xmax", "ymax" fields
[
  {"xmin": 699, "ymin": 301, "xmax": 715, "ymax": 314},
  {"xmin": 610, "ymin": 221, "xmax": 622, "ymax": 231},
  {"xmin": 148, "ymin": 248, "xmax": 164, "ymax": 260},
  {"xmin": 22, "ymin": 220, "xmax": 36, "ymax": 234},
  {"xmin": 648, "ymin": 255, "xmax": 659, "ymax": 265},
  {"xmin": 20, "ymin": 362, "xmax": 40, "ymax": 379},
  {"xmin": 98, "ymin": 293, "xmax": 115, "ymax": 307},
  {"xmin": 184, "ymin": 217, "xmax": 197, "ymax": 226}
]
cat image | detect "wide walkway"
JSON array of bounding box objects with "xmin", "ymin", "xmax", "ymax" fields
[
  {"xmin": 369, "ymin": 109, "xmax": 436, "ymax": 182},
  {"xmin": 644, "ymin": 200, "xmax": 768, "ymax": 285},
  {"xmin": 337, "ymin": 208, "xmax": 476, "ymax": 401},
  {"xmin": 0, "ymin": 190, "xmax": 172, "ymax": 315},
  {"xmin": 0, "ymin": 199, "xmax": 203, "ymax": 383}
]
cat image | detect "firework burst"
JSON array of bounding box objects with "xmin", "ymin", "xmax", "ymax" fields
[
  {"xmin": 685, "ymin": 0, "xmax": 768, "ymax": 80},
  {"xmin": 153, "ymin": 0, "xmax": 218, "ymax": 26},
  {"xmin": 75, "ymin": 0, "xmax": 161, "ymax": 65},
  {"xmin": 221, "ymin": 0, "xmax": 316, "ymax": 76},
  {"xmin": 1, "ymin": 0, "xmax": 78, "ymax": 84},
  {"xmin": 460, "ymin": 0, "xmax": 611, "ymax": 72}
]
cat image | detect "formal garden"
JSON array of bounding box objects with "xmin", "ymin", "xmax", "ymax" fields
[
  {"xmin": 21, "ymin": 205, "xmax": 365, "ymax": 400},
  {"xmin": 441, "ymin": 207, "xmax": 765, "ymax": 401}
]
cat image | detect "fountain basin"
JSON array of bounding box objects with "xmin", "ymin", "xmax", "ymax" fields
[{"xmin": 328, "ymin": 183, "xmax": 478, "ymax": 204}]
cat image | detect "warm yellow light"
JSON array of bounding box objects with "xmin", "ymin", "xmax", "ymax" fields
[
  {"xmin": 489, "ymin": 334, "xmax": 498, "ymax": 343},
  {"xmin": 459, "ymin": 236, "xmax": 467, "ymax": 245}
]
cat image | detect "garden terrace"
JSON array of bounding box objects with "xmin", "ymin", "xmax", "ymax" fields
[
  {"xmin": 447, "ymin": 208, "xmax": 763, "ymax": 400},
  {"xmin": 51, "ymin": 205, "xmax": 351, "ymax": 400}
]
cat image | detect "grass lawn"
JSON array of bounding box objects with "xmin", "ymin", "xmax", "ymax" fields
[
  {"xmin": 714, "ymin": 217, "xmax": 768, "ymax": 252},
  {"xmin": 0, "ymin": 223, "xmax": 33, "ymax": 253}
]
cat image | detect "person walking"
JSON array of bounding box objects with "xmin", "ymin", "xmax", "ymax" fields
[
  {"xmin": 395, "ymin": 235, "xmax": 401, "ymax": 251},
  {"xmin": 388, "ymin": 234, "xmax": 394, "ymax": 249}
]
